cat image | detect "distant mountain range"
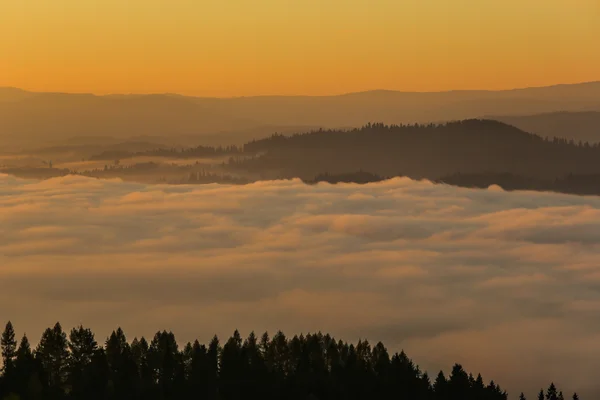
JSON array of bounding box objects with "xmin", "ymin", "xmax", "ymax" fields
[{"xmin": 1, "ymin": 81, "xmax": 600, "ymax": 150}]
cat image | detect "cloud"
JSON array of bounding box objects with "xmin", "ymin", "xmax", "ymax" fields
[{"xmin": 2, "ymin": 173, "xmax": 600, "ymax": 397}]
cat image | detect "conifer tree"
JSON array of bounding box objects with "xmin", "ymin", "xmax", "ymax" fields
[
  {"xmin": 433, "ymin": 370, "xmax": 447, "ymax": 400},
  {"xmin": 1, "ymin": 322, "xmax": 17, "ymax": 374},
  {"xmin": 68, "ymin": 325, "xmax": 98, "ymax": 399},
  {"xmin": 35, "ymin": 322, "xmax": 69, "ymax": 391},
  {"xmin": 546, "ymin": 383, "xmax": 559, "ymax": 400}
]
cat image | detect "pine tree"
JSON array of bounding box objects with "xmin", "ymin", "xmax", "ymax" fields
[
  {"xmin": 220, "ymin": 330, "xmax": 245, "ymax": 400},
  {"xmin": 546, "ymin": 383, "xmax": 559, "ymax": 400},
  {"xmin": 471, "ymin": 373, "xmax": 485, "ymax": 399},
  {"xmin": 206, "ymin": 335, "xmax": 220, "ymax": 400},
  {"xmin": 572, "ymin": 393, "xmax": 579, "ymax": 400},
  {"xmin": 519, "ymin": 393, "xmax": 527, "ymax": 400},
  {"xmin": 35, "ymin": 322, "xmax": 69, "ymax": 391},
  {"xmin": 16, "ymin": 334, "xmax": 32, "ymax": 362},
  {"xmin": 433, "ymin": 370, "xmax": 447, "ymax": 400},
  {"xmin": 132, "ymin": 337, "xmax": 153, "ymax": 399},
  {"xmin": 14, "ymin": 333, "xmax": 35, "ymax": 393},
  {"xmin": 448, "ymin": 363, "xmax": 470, "ymax": 400},
  {"xmin": 68, "ymin": 325, "xmax": 98, "ymax": 368},
  {"xmin": 105, "ymin": 327, "xmax": 129, "ymax": 368},
  {"xmin": 130, "ymin": 337, "xmax": 146, "ymax": 370},
  {"xmin": 187, "ymin": 340, "xmax": 208, "ymax": 397},
  {"xmin": 68, "ymin": 325, "xmax": 98, "ymax": 399},
  {"xmin": 371, "ymin": 341, "xmax": 390, "ymax": 384},
  {"xmin": 148, "ymin": 330, "xmax": 181, "ymax": 398},
  {"xmin": 1, "ymin": 321, "xmax": 17, "ymax": 374},
  {"xmin": 85, "ymin": 348, "xmax": 109, "ymax": 400}
]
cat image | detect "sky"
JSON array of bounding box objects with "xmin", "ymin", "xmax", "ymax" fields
[
  {"xmin": 4, "ymin": 173, "xmax": 600, "ymax": 397},
  {"xmin": 1, "ymin": 0, "xmax": 599, "ymax": 96}
]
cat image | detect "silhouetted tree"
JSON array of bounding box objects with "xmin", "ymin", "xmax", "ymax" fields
[
  {"xmin": 1, "ymin": 321, "xmax": 18, "ymax": 397},
  {"xmin": 448, "ymin": 363, "xmax": 471, "ymax": 400},
  {"xmin": 131, "ymin": 337, "xmax": 153, "ymax": 400},
  {"xmin": 433, "ymin": 370, "xmax": 448, "ymax": 400},
  {"xmin": 105, "ymin": 328, "xmax": 138, "ymax": 400},
  {"xmin": 546, "ymin": 383, "xmax": 559, "ymax": 400},
  {"xmin": 35, "ymin": 322, "xmax": 69, "ymax": 396},
  {"xmin": 1, "ymin": 322, "xmax": 17, "ymax": 374},
  {"xmin": 83, "ymin": 348, "xmax": 109, "ymax": 400},
  {"xmin": 67, "ymin": 325, "xmax": 98, "ymax": 400}
]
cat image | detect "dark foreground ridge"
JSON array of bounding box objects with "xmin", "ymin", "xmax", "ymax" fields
[{"xmin": 0, "ymin": 322, "xmax": 578, "ymax": 400}]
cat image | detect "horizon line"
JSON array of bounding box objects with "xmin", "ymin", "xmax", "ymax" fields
[{"xmin": 2, "ymin": 80, "xmax": 600, "ymax": 100}]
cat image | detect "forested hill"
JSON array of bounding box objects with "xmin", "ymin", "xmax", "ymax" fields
[
  {"xmin": 0, "ymin": 321, "xmax": 578, "ymax": 400},
  {"xmin": 232, "ymin": 120, "xmax": 600, "ymax": 181}
]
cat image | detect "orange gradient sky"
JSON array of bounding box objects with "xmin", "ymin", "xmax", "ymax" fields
[{"xmin": 1, "ymin": 0, "xmax": 599, "ymax": 97}]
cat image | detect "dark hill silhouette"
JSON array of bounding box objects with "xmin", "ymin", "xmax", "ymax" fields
[
  {"xmin": 232, "ymin": 120, "xmax": 600, "ymax": 181},
  {"xmin": 491, "ymin": 111, "xmax": 600, "ymax": 144}
]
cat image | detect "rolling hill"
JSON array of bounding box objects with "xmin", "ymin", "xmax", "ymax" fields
[{"xmin": 1, "ymin": 81, "xmax": 599, "ymax": 150}]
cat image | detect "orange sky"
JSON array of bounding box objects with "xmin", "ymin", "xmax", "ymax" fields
[{"xmin": 1, "ymin": 0, "xmax": 599, "ymax": 97}]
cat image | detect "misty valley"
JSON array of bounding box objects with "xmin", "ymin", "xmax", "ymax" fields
[{"xmin": 3, "ymin": 119, "xmax": 600, "ymax": 197}]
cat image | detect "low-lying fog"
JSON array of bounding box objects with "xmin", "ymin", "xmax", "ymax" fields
[{"xmin": 2, "ymin": 174, "xmax": 600, "ymax": 396}]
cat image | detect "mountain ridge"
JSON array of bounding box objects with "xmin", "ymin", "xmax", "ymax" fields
[
  {"xmin": 3, "ymin": 80, "xmax": 600, "ymax": 99},
  {"xmin": 2, "ymin": 81, "xmax": 600, "ymax": 150}
]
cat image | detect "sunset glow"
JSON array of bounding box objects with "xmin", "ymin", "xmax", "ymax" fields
[{"xmin": 1, "ymin": 0, "xmax": 599, "ymax": 96}]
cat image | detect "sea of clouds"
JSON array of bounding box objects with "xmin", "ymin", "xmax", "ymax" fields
[{"xmin": 2, "ymin": 173, "xmax": 600, "ymax": 397}]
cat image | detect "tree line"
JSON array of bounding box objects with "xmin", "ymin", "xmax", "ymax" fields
[{"xmin": 0, "ymin": 322, "xmax": 579, "ymax": 400}]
